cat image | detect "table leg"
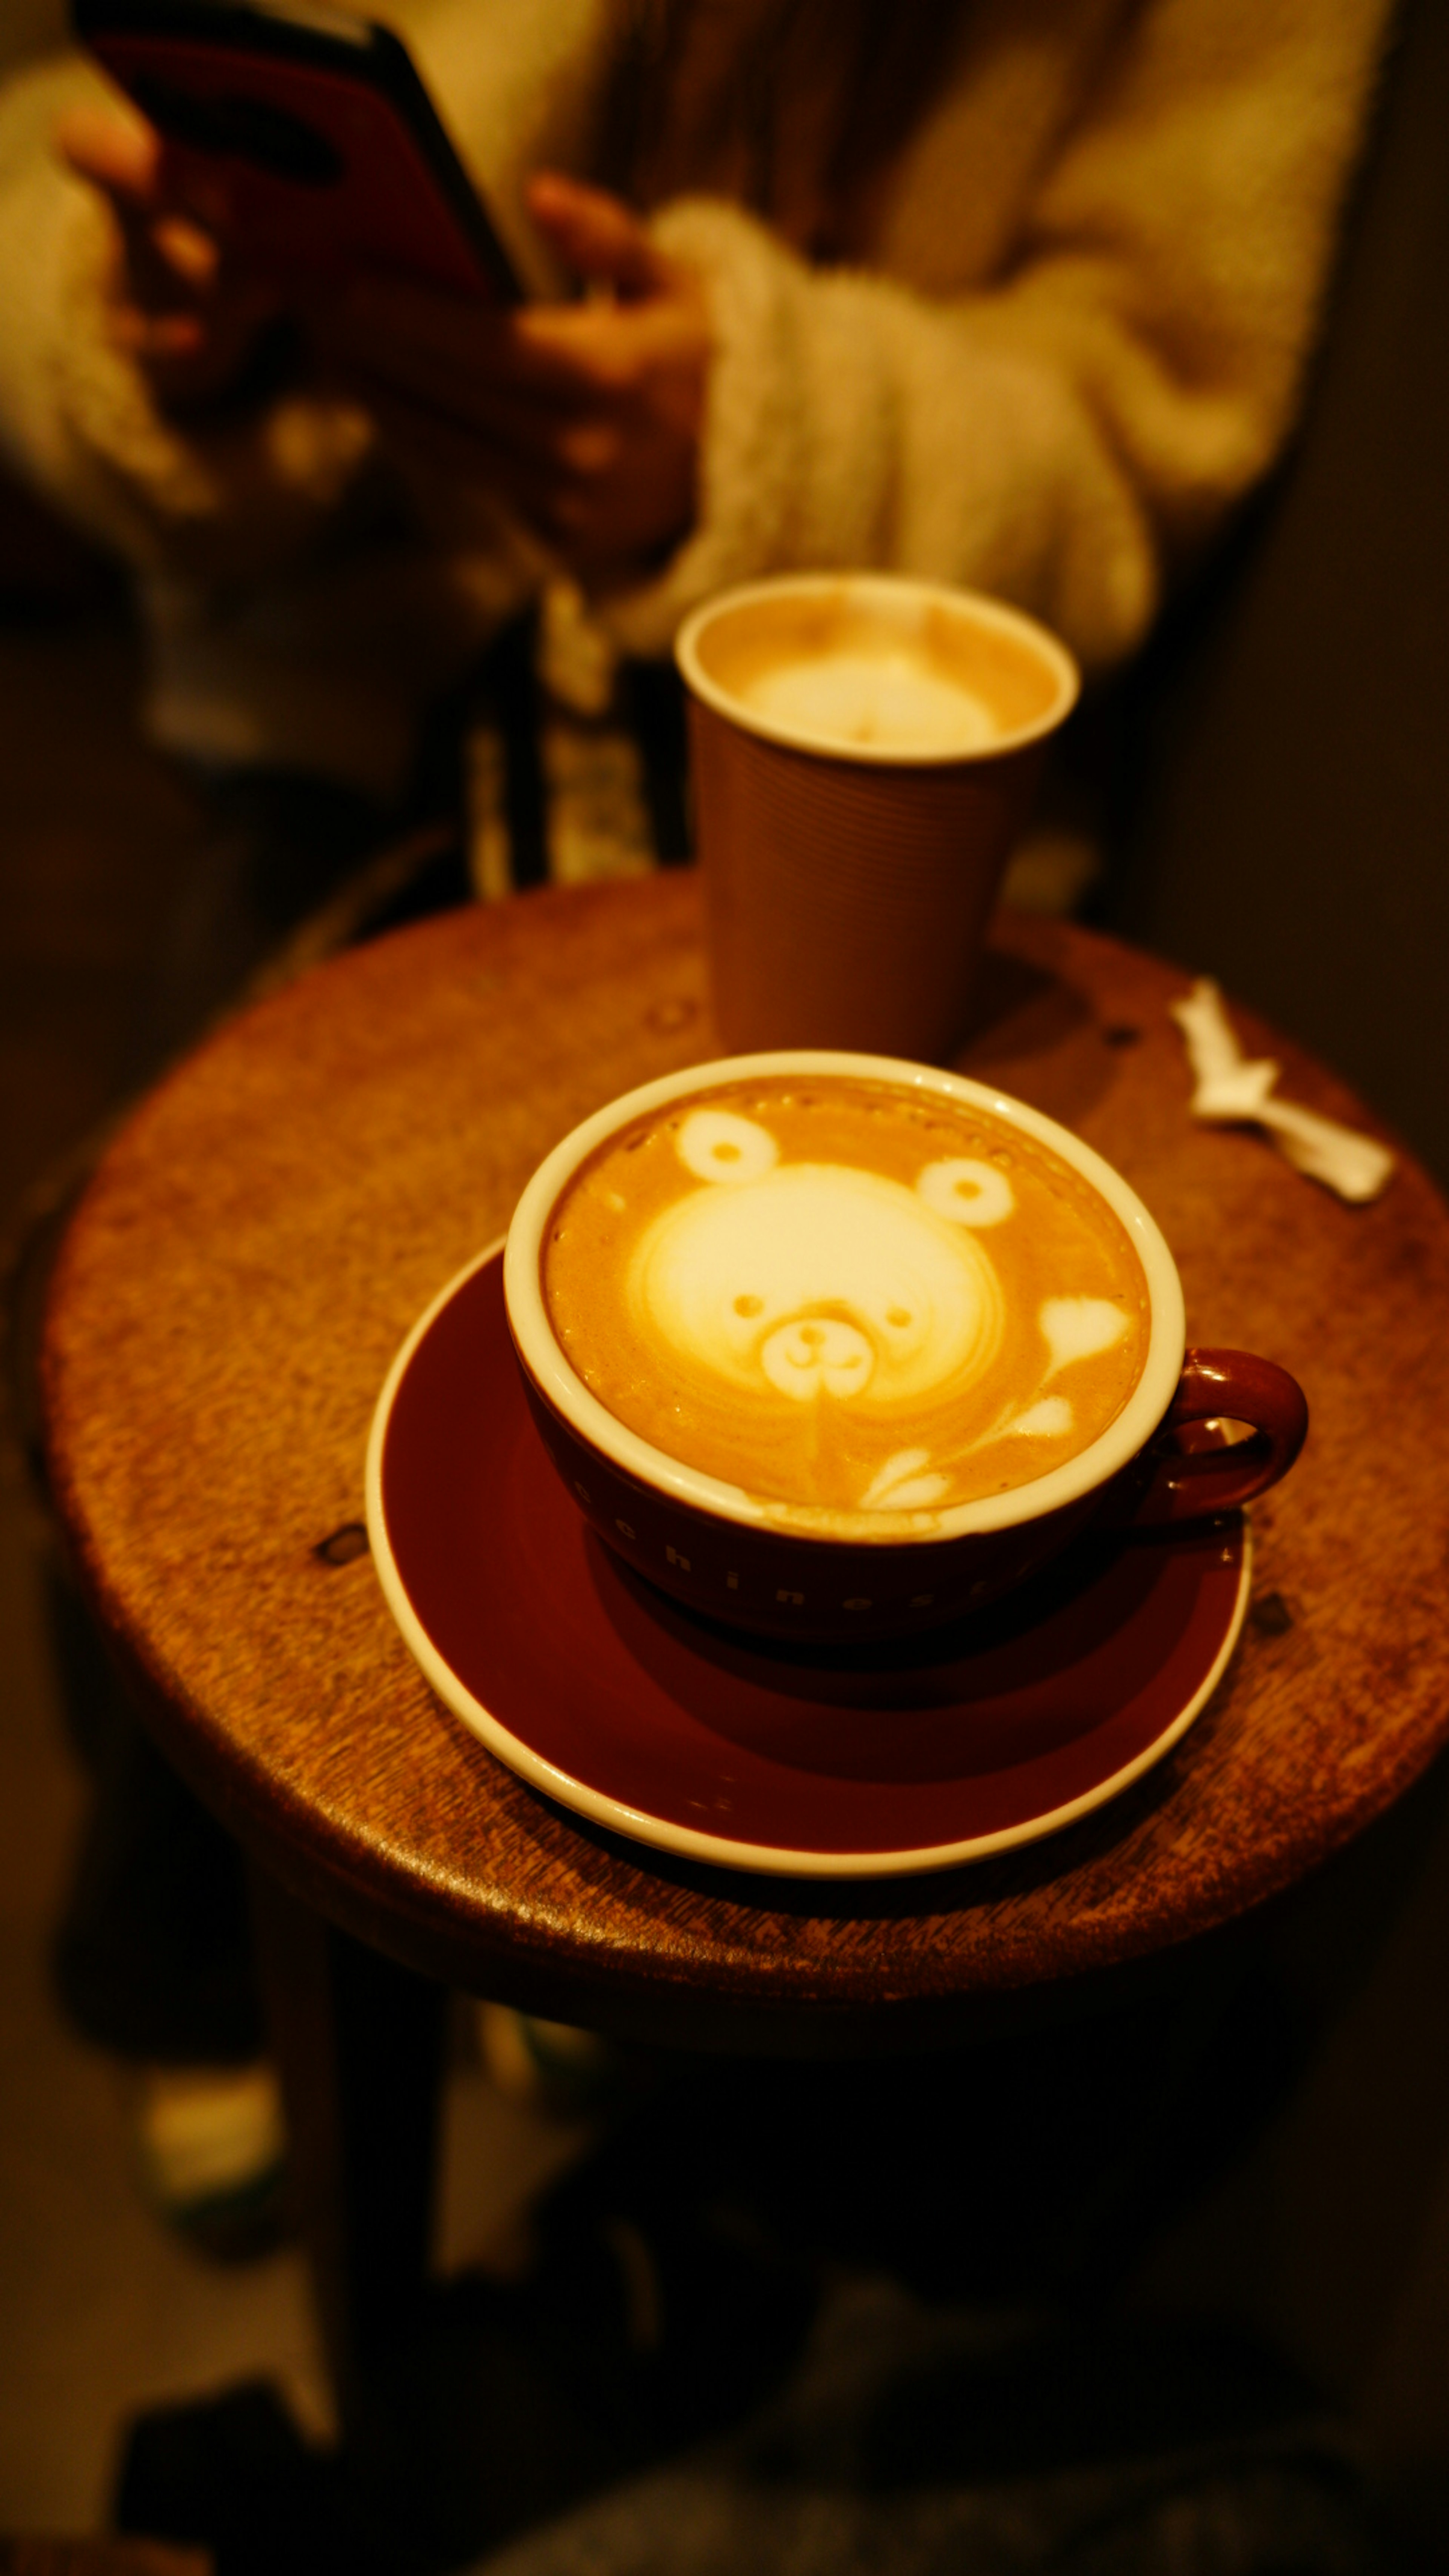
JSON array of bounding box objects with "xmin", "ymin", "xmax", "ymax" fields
[{"xmin": 246, "ymin": 1861, "xmax": 448, "ymax": 2440}]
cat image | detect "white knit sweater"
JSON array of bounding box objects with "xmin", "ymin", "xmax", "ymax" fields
[{"xmin": 0, "ymin": 0, "xmax": 1394, "ymax": 795}]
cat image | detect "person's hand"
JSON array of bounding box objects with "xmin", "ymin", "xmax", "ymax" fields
[
  {"xmin": 55, "ymin": 105, "xmax": 282, "ymax": 411},
  {"xmin": 316, "ymin": 171, "xmax": 712, "ymax": 578}
]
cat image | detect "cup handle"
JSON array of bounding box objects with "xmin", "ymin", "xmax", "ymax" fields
[{"xmin": 1131, "ymin": 1348, "xmax": 1309, "ymax": 1526}]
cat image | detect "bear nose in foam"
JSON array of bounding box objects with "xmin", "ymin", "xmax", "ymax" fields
[{"xmin": 760, "ymin": 1315, "xmax": 875, "ymax": 1401}]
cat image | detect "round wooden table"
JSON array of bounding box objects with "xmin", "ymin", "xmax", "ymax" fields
[{"xmin": 39, "ymin": 873, "xmax": 1449, "ymax": 2413}]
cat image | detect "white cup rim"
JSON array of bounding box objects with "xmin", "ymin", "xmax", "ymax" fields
[
  {"xmin": 504, "ymin": 1052, "xmax": 1186, "ymax": 1546},
  {"xmin": 674, "ymin": 573, "xmax": 1080, "ymax": 767}
]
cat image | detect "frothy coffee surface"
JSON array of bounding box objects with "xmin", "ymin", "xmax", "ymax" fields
[
  {"xmin": 691, "ymin": 593, "xmax": 1061, "ymax": 755},
  {"xmin": 735, "ymin": 647, "xmax": 998, "ymax": 753},
  {"xmin": 541, "ymin": 1078, "xmax": 1149, "ymax": 1524}
]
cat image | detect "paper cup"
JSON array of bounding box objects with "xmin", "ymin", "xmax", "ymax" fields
[{"xmin": 675, "ymin": 575, "xmax": 1079, "ymax": 1060}]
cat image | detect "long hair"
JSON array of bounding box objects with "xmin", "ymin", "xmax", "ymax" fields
[{"xmin": 598, "ymin": 0, "xmax": 969, "ymax": 259}]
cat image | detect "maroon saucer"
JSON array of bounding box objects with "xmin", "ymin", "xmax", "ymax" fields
[{"xmin": 367, "ymin": 1249, "xmax": 1250, "ymax": 1877}]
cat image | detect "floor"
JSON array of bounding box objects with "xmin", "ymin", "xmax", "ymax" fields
[{"xmin": 4, "ymin": 571, "xmax": 1449, "ymax": 2565}]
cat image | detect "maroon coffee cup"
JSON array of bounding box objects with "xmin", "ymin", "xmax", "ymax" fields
[{"xmin": 504, "ymin": 1054, "xmax": 1306, "ymax": 1644}]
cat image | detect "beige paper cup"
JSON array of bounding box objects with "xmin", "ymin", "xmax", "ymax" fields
[{"xmin": 675, "ymin": 574, "xmax": 1079, "ymax": 1060}]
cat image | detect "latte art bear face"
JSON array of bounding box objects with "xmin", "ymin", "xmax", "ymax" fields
[
  {"xmin": 634, "ymin": 1127, "xmax": 1008, "ymax": 1409},
  {"xmin": 542, "ymin": 1079, "xmax": 1149, "ymax": 1523}
]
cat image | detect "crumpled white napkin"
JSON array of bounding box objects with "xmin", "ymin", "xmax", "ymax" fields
[{"xmin": 1169, "ymin": 977, "xmax": 1394, "ymax": 1205}]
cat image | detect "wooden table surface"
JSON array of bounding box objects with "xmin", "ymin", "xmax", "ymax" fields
[{"xmin": 40, "ymin": 874, "xmax": 1449, "ymax": 2054}]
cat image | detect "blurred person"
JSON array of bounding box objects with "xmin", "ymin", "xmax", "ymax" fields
[
  {"xmin": 0, "ymin": 0, "xmax": 1395, "ymax": 2241},
  {"xmin": 0, "ymin": 0, "xmax": 1395, "ymax": 970}
]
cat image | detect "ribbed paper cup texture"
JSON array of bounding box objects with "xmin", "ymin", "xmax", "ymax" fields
[
  {"xmin": 677, "ymin": 577, "xmax": 1078, "ymax": 1061},
  {"xmin": 689, "ymin": 699, "xmax": 1043, "ymax": 1057}
]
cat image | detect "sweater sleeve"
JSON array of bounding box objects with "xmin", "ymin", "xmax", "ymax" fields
[{"xmin": 599, "ymin": 0, "xmax": 1394, "ymax": 674}]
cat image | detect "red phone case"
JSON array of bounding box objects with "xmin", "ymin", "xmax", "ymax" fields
[{"xmin": 76, "ymin": 2, "xmax": 519, "ymax": 300}]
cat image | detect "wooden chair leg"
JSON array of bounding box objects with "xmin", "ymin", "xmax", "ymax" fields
[{"xmin": 246, "ymin": 1862, "xmax": 448, "ymax": 2440}]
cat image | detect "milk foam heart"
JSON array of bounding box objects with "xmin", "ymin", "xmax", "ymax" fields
[{"xmin": 542, "ymin": 1077, "xmax": 1149, "ymax": 1523}]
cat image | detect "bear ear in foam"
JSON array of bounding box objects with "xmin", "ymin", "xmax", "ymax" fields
[
  {"xmin": 917, "ymin": 1159, "xmax": 1015, "ymax": 1227},
  {"xmin": 677, "ymin": 1110, "xmax": 780, "ymax": 1185}
]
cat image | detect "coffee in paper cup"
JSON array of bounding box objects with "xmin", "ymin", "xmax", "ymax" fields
[{"xmin": 675, "ymin": 576, "xmax": 1079, "ymax": 1060}]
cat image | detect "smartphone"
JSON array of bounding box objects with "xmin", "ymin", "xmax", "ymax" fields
[{"xmin": 72, "ymin": 0, "xmax": 521, "ymax": 301}]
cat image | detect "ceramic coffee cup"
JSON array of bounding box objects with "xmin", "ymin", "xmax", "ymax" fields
[
  {"xmin": 503, "ymin": 1052, "xmax": 1307, "ymax": 1645},
  {"xmin": 674, "ymin": 574, "xmax": 1079, "ymax": 1060}
]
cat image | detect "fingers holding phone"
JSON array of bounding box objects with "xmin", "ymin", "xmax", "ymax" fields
[
  {"xmin": 58, "ymin": 0, "xmax": 711, "ymax": 581},
  {"xmin": 316, "ymin": 172, "xmax": 712, "ymax": 579},
  {"xmin": 57, "ymin": 102, "xmax": 284, "ymax": 410}
]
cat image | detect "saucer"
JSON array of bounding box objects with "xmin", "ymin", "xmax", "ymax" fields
[{"xmin": 366, "ymin": 1248, "xmax": 1250, "ymax": 1879}]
